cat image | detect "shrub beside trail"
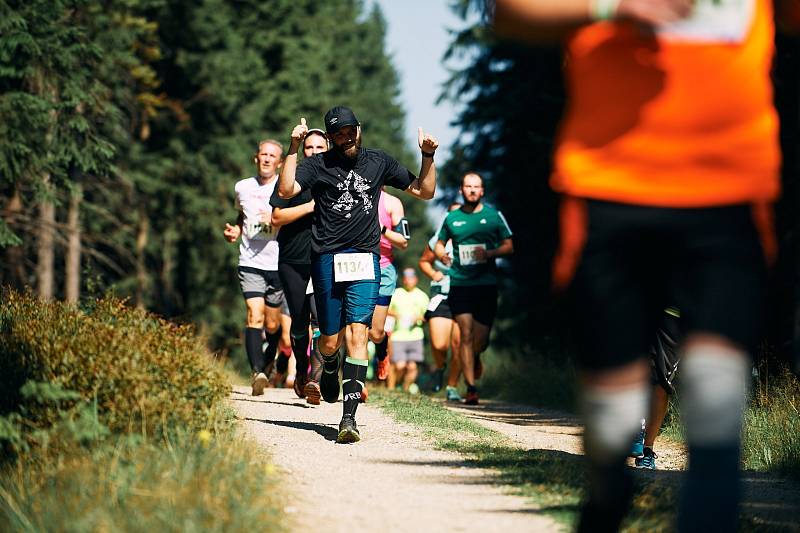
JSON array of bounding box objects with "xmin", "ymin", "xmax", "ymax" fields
[
  {"xmin": 0, "ymin": 291, "xmax": 284, "ymax": 532},
  {"xmin": 0, "ymin": 289, "xmax": 229, "ymax": 442}
]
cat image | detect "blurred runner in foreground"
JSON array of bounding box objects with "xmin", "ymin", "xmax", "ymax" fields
[{"xmin": 495, "ymin": 0, "xmax": 790, "ymax": 531}]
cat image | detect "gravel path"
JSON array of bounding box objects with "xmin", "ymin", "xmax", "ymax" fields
[
  {"xmin": 230, "ymin": 386, "xmax": 561, "ymax": 533},
  {"xmin": 444, "ymin": 399, "xmax": 800, "ymax": 531}
]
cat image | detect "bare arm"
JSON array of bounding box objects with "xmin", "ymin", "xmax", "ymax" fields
[
  {"xmin": 488, "ymin": 238, "xmax": 514, "ymax": 259},
  {"xmin": 278, "ymin": 118, "xmax": 307, "ymax": 199},
  {"xmin": 419, "ymin": 245, "xmax": 445, "ymax": 282},
  {"xmin": 434, "ymin": 239, "xmax": 452, "ymax": 267},
  {"xmin": 404, "ymin": 128, "xmax": 438, "ymax": 200},
  {"xmin": 382, "ymin": 194, "xmax": 408, "ymax": 250},
  {"xmin": 494, "ymin": 0, "xmax": 693, "ymax": 43},
  {"xmin": 271, "ymin": 200, "xmax": 314, "ymax": 228},
  {"xmin": 223, "ymin": 211, "xmax": 244, "ymax": 243}
]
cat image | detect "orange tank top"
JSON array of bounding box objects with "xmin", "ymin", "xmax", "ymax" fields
[{"xmin": 552, "ymin": 0, "xmax": 781, "ymax": 207}]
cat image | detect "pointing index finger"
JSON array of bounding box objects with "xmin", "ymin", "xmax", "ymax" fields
[
  {"xmin": 300, "ymin": 117, "xmax": 307, "ymax": 127},
  {"xmin": 418, "ymin": 127, "xmax": 423, "ymax": 145}
]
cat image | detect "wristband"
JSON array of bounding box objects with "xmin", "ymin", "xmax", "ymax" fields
[
  {"xmin": 381, "ymin": 225, "xmax": 388, "ymax": 235},
  {"xmin": 590, "ymin": 0, "xmax": 620, "ymax": 20},
  {"xmin": 421, "ymin": 150, "xmax": 435, "ymax": 158}
]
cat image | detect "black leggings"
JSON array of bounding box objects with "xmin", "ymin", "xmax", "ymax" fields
[{"xmin": 278, "ymin": 262, "xmax": 317, "ymax": 335}]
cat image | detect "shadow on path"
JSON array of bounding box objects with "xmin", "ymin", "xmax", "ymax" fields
[{"xmin": 244, "ymin": 417, "xmax": 339, "ymax": 442}]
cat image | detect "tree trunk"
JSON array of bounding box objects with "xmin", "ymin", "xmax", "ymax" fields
[
  {"xmin": 36, "ymin": 174, "xmax": 55, "ymax": 300},
  {"xmin": 135, "ymin": 204, "xmax": 149, "ymax": 309},
  {"xmin": 1, "ymin": 185, "xmax": 27, "ymax": 288},
  {"xmin": 65, "ymin": 185, "xmax": 82, "ymax": 303}
]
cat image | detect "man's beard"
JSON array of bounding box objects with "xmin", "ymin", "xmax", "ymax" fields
[
  {"xmin": 334, "ymin": 135, "xmax": 362, "ymax": 160},
  {"xmin": 462, "ymin": 196, "xmax": 480, "ymax": 209}
]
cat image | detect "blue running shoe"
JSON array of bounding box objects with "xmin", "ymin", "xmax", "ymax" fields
[
  {"xmin": 629, "ymin": 419, "xmax": 645, "ymax": 458},
  {"xmin": 445, "ymin": 386, "xmax": 462, "ymax": 402},
  {"xmin": 635, "ymin": 448, "xmax": 657, "ymax": 469}
]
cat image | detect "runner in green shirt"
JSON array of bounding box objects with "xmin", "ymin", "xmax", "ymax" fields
[{"xmin": 435, "ymin": 172, "xmax": 513, "ymax": 405}]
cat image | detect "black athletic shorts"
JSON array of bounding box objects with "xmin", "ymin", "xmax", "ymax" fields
[
  {"xmin": 424, "ymin": 293, "xmax": 452, "ymax": 321},
  {"xmin": 448, "ymin": 284, "xmax": 498, "ymax": 328},
  {"xmin": 650, "ymin": 309, "xmax": 682, "ymax": 395},
  {"xmin": 560, "ymin": 200, "xmax": 769, "ymax": 370}
]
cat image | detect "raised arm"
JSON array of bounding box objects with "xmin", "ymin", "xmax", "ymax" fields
[
  {"xmin": 404, "ymin": 128, "xmax": 438, "ymax": 200},
  {"xmin": 278, "ymin": 118, "xmax": 307, "ymax": 199},
  {"xmin": 271, "ymin": 200, "xmax": 314, "ymax": 228},
  {"xmin": 494, "ymin": 0, "xmax": 693, "ymax": 43}
]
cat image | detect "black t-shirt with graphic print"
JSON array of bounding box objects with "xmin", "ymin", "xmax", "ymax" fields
[
  {"xmin": 296, "ymin": 147, "xmax": 415, "ymax": 255},
  {"xmin": 269, "ymin": 187, "xmax": 313, "ymax": 265}
]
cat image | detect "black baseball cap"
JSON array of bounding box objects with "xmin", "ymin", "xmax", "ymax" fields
[{"xmin": 324, "ymin": 106, "xmax": 360, "ymax": 134}]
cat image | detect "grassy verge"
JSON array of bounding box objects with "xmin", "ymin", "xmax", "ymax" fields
[
  {"xmin": 0, "ymin": 292, "xmax": 286, "ymax": 532},
  {"xmin": 0, "ymin": 406, "xmax": 284, "ymax": 532},
  {"xmin": 478, "ymin": 344, "xmax": 800, "ymax": 480},
  {"xmin": 371, "ymin": 389, "xmax": 677, "ymax": 532}
]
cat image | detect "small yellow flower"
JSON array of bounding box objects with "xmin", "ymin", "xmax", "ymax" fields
[
  {"xmin": 264, "ymin": 464, "xmax": 276, "ymax": 476},
  {"xmin": 198, "ymin": 429, "xmax": 212, "ymax": 446}
]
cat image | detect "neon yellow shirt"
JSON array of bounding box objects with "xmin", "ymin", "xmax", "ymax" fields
[{"xmin": 389, "ymin": 287, "xmax": 429, "ymax": 341}]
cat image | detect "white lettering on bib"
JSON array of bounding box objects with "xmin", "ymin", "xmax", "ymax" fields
[
  {"xmin": 458, "ymin": 244, "xmax": 487, "ymax": 266},
  {"xmin": 427, "ymin": 294, "xmax": 446, "ymax": 313},
  {"xmin": 333, "ymin": 252, "xmax": 375, "ymax": 282},
  {"xmin": 657, "ymin": 0, "xmax": 754, "ymax": 44}
]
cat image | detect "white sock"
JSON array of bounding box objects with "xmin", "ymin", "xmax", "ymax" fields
[
  {"xmin": 681, "ymin": 344, "xmax": 749, "ymax": 447},
  {"xmin": 582, "ymin": 385, "xmax": 649, "ymax": 463}
]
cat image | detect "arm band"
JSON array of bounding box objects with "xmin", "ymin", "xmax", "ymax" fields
[{"xmin": 394, "ymin": 218, "xmax": 411, "ymax": 240}]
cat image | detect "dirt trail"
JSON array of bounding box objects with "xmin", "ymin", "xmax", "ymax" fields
[
  {"xmin": 230, "ymin": 387, "xmax": 561, "ymax": 533},
  {"xmin": 443, "ymin": 399, "xmax": 800, "ymax": 531}
]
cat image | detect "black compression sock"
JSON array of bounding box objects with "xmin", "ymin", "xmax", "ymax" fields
[
  {"xmin": 374, "ymin": 336, "xmax": 389, "ymax": 361},
  {"xmin": 310, "ymin": 347, "xmax": 323, "ymax": 382},
  {"xmin": 263, "ymin": 327, "xmax": 280, "ymax": 363},
  {"xmin": 291, "ymin": 331, "xmax": 310, "ymax": 377},
  {"xmin": 245, "ymin": 327, "xmax": 266, "ymax": 373},
  {"xmin": 678, "ymin": 445, "xmax": 740, "ymax": 533},
  {"xmin": 467, "ymin": 383, "xmax": 478, "ymax": 394},
  {"xmin": 342, "ymin": 357, "xmax": 368, "ymax": 418},
  {"xmin": 322, "ymin": 352, "xmax": 340, "ymax": 373}
]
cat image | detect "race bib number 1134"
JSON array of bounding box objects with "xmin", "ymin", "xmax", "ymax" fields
[
  {"xmin": 333, "ymin": 252, "xmax": 375, "ymax": 282},
  {"xmin": 657, "ymin": 0, "xmax": 755, "ymax": 44}
]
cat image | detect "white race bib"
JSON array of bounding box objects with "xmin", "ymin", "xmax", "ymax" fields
[
  {"xmin": 333, "ymin": 252, "xmax": 375, "ymax": 282},
  {"xmin": 244, "ymin": 221, "xmax": 274, "ymax": 241},
  {"xmin": 657, "ymin": 0, "xmax": 754, "ymax": 44},
  {"xmin": 458, "ymin": 244, "xmax": 487, "ymax": 266}
]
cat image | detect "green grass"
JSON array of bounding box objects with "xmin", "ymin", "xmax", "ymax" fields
[
  {"xmin": 371, "ymin": 389, "xmax": 678, "ymax": 532},
  {"xmin": 0, "ymin": 404, "xmax": 285, "ymax": 533},
  {"xmin": 0, "ymin": 292, "xmax": 286, "ymax": 532}
]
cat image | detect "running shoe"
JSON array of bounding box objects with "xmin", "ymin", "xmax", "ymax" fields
[
  {"xmin": 336, "ymin": 415, "xmax": 360, "ymax": 443},
  {"xmin": 360, "ymin": 385, "xmax": 368, "ymax": 403},
  {"xmin": 474, "ymin": 355, "xmax": 483, "ymax": 380},
  {"xmin": 635, "ymin": 448, "xmax": 657, "ymax": 470},
  {"xmin": 293, "ymin": 373, "xmax": 307, "ymax": 399},
  {"xmin": 304, "ymin": 380, "xmax": 321, "ymax": 405},
  {"xmin": 251, "ymin": 372, "xmax": 268, "ymax": 396},
  {"xmin": 320, "ymin": 354, "xmax": 341, "ymax": 403},
  {"xmin": 376, "ymin": 354, "xmax": 390, "ymax": 380},
  {"xmin": 629, "ymin": 420, "xmax": 646, "ymax": 458},
  {"xmin": 445, "ymin": 386, "xmax": 462, "ymax": 402},
  {"xmin": 432, "ymin": 367, "xmax": 445, "ymax": 392},
  {"xmin": 464, "ymin": 390, "xmax": 479, "ymax": 405}
]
